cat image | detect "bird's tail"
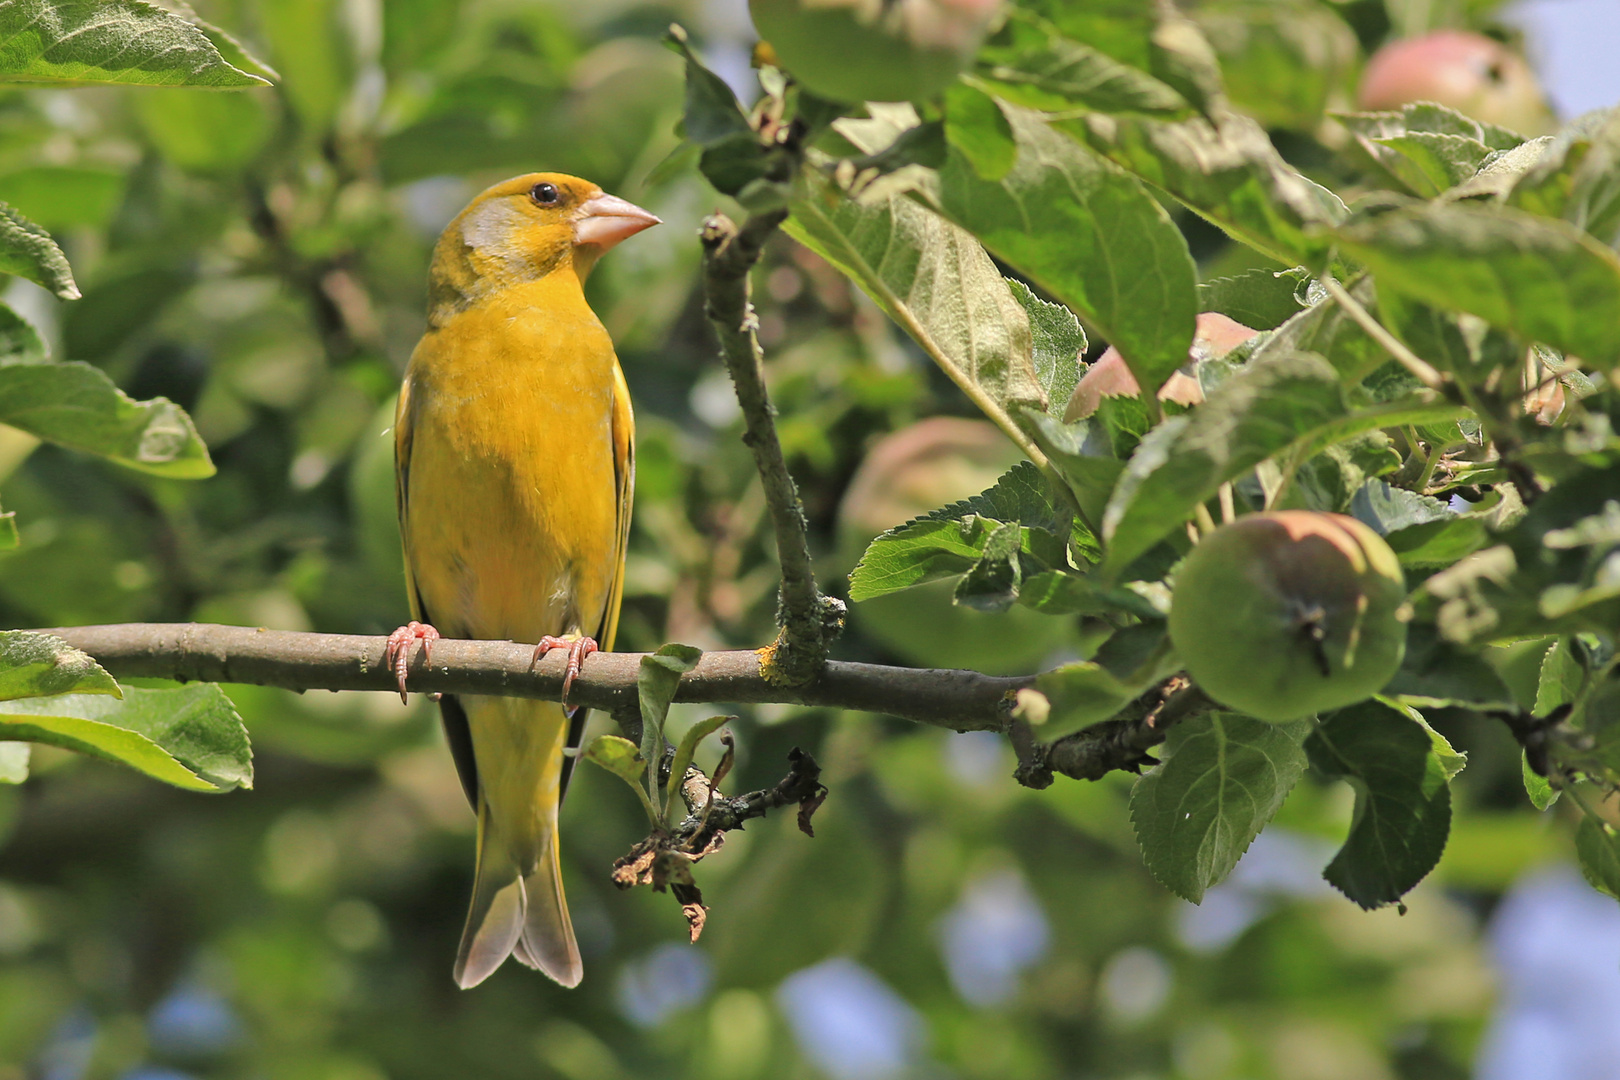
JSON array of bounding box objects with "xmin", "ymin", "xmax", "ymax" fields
[{"xmin": 453, "ymin": 789, "xmax": 582, "ymax": 989}]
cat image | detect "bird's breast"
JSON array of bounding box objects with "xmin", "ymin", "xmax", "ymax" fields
[{"xmin": 403, "ymin": 292, "xmax": 622, "ymax": 644}]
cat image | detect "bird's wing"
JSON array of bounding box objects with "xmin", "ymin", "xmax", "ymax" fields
[
  {"xmin": 396, "ymin": 365, "xmax": 481, "ymax": 808},
  {"xmin": 558, "ymin": 358, "xmax": 635, "ymax": 800}
]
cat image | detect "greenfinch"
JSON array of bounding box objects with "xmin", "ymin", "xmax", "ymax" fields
[{"xmin": 390, "ymin": 173, "xmax": 657, "ymax": 988}]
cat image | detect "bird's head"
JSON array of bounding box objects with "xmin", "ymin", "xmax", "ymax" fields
[{"xmin": 428, "ymin": 172, "xmax": 660, "ymax": 319}]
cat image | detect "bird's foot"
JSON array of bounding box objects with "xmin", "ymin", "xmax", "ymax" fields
[
  {"xmin": 385, "ymin": 621, "xmax": 440, "ymax": 703},
  {"xmin": 534, "ymin": 635, "xmax": 599, "ymax": 704}
]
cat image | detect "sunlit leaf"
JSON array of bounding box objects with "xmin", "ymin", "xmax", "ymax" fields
[
  {"xmin": 0, "ymin": 0, "xmax": 269, "ymax": 87},
  {"xmin": 0, "ymin": 630, "xmax": 120, "ymax": 702}
]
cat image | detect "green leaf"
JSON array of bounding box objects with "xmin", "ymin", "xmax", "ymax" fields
[
  {"xmin": 666, "ymin": 26, "xmax": 770, "ymax": 198},
  {"xmin": 1250, "ymin": 277, "xmax": 1385, "ymax": 383},
  {"xmin": 1521, "ymin": 752, "xmax": 1559, "ymax": 811},
  {"xmin": 0, "ymin": 742, "xmax": 28, "ymax": 783},
  {"xmin": 1194, "ymin": 0, "xmax": 1357, "ymax": 132},
  {"xmin": 0, "ymin": 630, "xmax": 120, "ymax": 702},
  {"xmin": 1350, "ymin": 480, "xmax": 1454, "ymax": 536},
  {"xmin": 953, "ymin": 520, "xmax": 1023, "ymax": 612},
  {"xmin": 1017, "ymin": 569, "xmax": 1162, "ymax": 619},
  {"xmin": 1337, "ymin": 201, "xmax": 1620, "ymax": 368},
  {"xmin": 0, "ymin": 201, "xmax": 77, "ymax": 300},
  {"xmin": 0, "ymin": 302, "xmax": 45, "ymax": 363},
  {"xmin": 944, "ymin": 81, "xmax": 1017, "ymax": 181},
  {"xmin": 0, "ymin": 0, "xmax": 269, "ymax": 87},
  {"xmin": 1534, "ymin": 637, "xmax": 1585, "ymax": 715},
  {"xmin": 149, "ymin": 0, "xmax": 280, "ymax": 83},
  {"xmin": 1008, "ymin": 280, "xmax": 1084, "ymax": 414},
  {"xmin": 1198, "ymin": 267, "xmax": 1308, "ymax": 331},
  {"xmin": 849, "ymin": 516, "xmax": 1000, "ymax": 602},
  {"xmin": 1037, "ymin": 623, "xmax": 1179, "ymax": 733},
  {"xmin": 585, "ymin": 734, "xmax": 660, "ymax": 824},
  {"xmin": 1100, "ymin": 352, "xmax": 1347, "ymax": 577},
  {"xmin": 975, "ymin": 12, "xmax": 1189, "ymax": 117},
  {"xmin": 1059, "ymin": 108, "xmax": 1345, "ymax": 267},
  {"xmin": 0, "ymin": 684, "xmax": 251, "ymax": 792},
  {"xmin": 1307, "ymin": 701, "xmax": 1452, "ymax": 909},
  {"xmin": 1130, "ymin": 714, "xmax": 1312, "ymax": 904},
  {"xmin": 1384, "ymin": 624, "xmax": 1514, "ymax": 709},
  {"xmin": 1021, "ymin": 409, "xmax": 1126, "ymax": 531},
  {"xmin": 663, "ymin": 715, "xmax": 730, "ymax": 823},
  {"xmin": 849, "ymin": 461, "xmax": 1073, "ymax": 602},
  {"xmin": 1510, "ymin": 109, "xmax": 1620, "ymax": 246},
  {"xmin": 787, "ymin": 165, "xmax": 1047, "ymax": 449},
  {"xmin": 929, "ymin": 101, "xmax": 1197, "ymax": 408},
  {"xmin": 637, "ymin": 643, "xmax": 702, "ymax": 802},
  {"xmin": 1369, "ymin": 132, "xmax": 1494, "ymax": 198},
  {"xmin": 0, "ymin": 361, "xmax": 213, "ymax": 477},
  {"xmin": 1576, "ymin": 815, "xmax": 1620, "ymax": 901}
]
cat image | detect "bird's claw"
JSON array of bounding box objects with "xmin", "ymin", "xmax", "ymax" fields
[
  {"xmin": 386, "ymin": 621, "xmax": 440, "ymax": 703},
  {"xmin": 534, "ymin": 635, "xmax": 598, "ymax": 704}
]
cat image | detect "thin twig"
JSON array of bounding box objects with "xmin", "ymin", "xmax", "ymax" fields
[
  {"xmin": 700, "ymin": 210, "xmax": 839, "ymax": 686},
  {"xmin": 1014, "ymin": 680, "xmax": 1214, "ymax": 788},
  {"xmin": 40, "ymin": 623, "xmax": 1018, "ymax": 733},
  {"xmin": 1319, "ymin": 274, "xmax": 1445, "ymax": 391}
]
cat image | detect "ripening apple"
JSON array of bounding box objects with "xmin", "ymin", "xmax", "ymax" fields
[
  {"xmin": 1169, "ymin": 511, "xmax": 1407, "ymax": 721},
  {"xmin": 1358, "ymin": 30, "xmax": 1555, "ymax": 135},
  {"xmin": 750, "ymin": 0, "xmax": 1001, "ymax": 103}
]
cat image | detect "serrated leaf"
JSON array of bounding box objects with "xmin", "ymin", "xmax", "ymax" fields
[
  {"xmin": 0, "ymin": 684, "xmax": 251, "ymax": 791},
  {"xmin": 928, "ymin": 101, "xmax": 1197, "ymax": 408},
  {"xmin": 638, "ymin": 643, "xmax": 702, "ymax": 802},
  {"xmin": 664, "ymin": 715, "xmax": 730, "ymax": 823},
  {"xmin": 849, "ymin": 516, "xmax": 1001, "ymax": 602},
  {"xmin": 1521, "ymin": 752, "xmax": 1559, "ymax": 810},
  {"xmin": 1017, "ymin": 569, "xmax": 1162, "ymax": 618},
  {"xmin": 1337, "ymin": 201, "xmax": 1620, "ymax": 368},
  {"xmin": 1195, "ymin": 0, "xmax": 1357, "ymax": 132},
  {"xmin": 0, "ymin": 361, "xmax": 213, "ymax": 477},
  {"xmin": 0, "ymin": 0, "xmax": 268, "ymax": 87},
  {"xmin": 0, "ymin": 201, "xmax": 76, "ymax": 299},
  {"xmin": 1307, "ymin": 701, "xmax": 1451, "ymax": 909},
  {"xmin": 1350, "ymin": 480, "xmax": 1454, "ymax": 536},
  {"xmin": 1198, "ymin": 267, "xmax": 1308, "ymax": 331},
  {"xmin": 1510, "ymin": 109, "xmax": 1620, "ymax": 246},
  {"xmin": 1576, "ymin": 816, "xmax": 1620, "ymax": 901},
  {"xmin": 1130, "ymin": 714, "xmax": 1311, "ymax": 903},
  {"xmin": 1009, "ymin": 279, "xmax": 1084, "ymax": 412},
  {"xmin": 1059, "ymin": 108, "xmax": 1345, "ymax": 267},
  {"xmin": 954, "ymin": 520, "xmax": 1023, "ymax": 612},
  {"xmin": 787, "ymin": 164, "xmax": 1046, "ymax": 452},
  {"xmin": 1384, "ymin": 623, "xmax": 1515, "ymax": 708},
  {"xmin": 1021, "ymin": 408, "xmax": 1126, "ymax": 531},
  {"xmin": 148, "ymin": 0, "xmax": 280, "ymax": 82},
  {"xmin": 1100, "ymin": 352, "xmax": 1348, "ymax": 577},
  {"xmin": 976, "ymin": 12, "xmax": 1189, "ymax": 117},
  {"xmin": 1367, "ymin": 132, "xmax": 1494, "ymax": 197},
  {"xmin": 0, "ymin": 630, "xmax": 120, "ymax": 701}
]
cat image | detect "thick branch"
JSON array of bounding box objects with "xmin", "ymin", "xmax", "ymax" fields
[
  {"xmin": 41, "ymin": 623, "xmax": 1018, "ymax": 733},
  {"xmin": 701, "ymin": 210, "xmax": 838, "ymax": 686}
]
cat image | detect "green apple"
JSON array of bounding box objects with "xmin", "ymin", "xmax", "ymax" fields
[
  {"xmin": 1169, "ymin": 511, "xmax": 1407, "ymax": 721},
  {"xmin": 750, "ymin": 0, "xmax": 1000, "ymax": 103}
]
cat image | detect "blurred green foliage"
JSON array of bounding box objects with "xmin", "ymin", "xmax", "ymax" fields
[{"xmin": 0, "ymin": 0, "xmax": 1602, "ymax": 1078}]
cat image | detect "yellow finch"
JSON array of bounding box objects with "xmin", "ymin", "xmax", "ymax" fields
[{"xmin": 389, "ymin": 173, "xmax": 657, "ymax": 988}]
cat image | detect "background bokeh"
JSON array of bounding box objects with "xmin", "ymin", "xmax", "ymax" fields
[{"xmin": 0, "ymin": 1, "xmax": 1615, "ymax": 1078}]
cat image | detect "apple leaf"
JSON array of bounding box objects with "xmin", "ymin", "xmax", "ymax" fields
[
  {"xmin": 0, "ymin": 0, "xmax": 269, "ymax": 87},
  {"xmin": 1099, "ymin": 352, "xmax": 1349, "ymax": 578},
  {"xmin": 1337, "ymin": 200, "xmax": 1620, "ymax": 368},
  {"xmin": 1383, "ymin": 624, "xmax": 1515, "ymax": 709},
  {"xmin": 1057, "ymin": 108, "xmax": 1345, "ymax": 267},
  {"xmin": 0, "ymin": 684, "xmax": 251, "ymax": 792},
  {"xmin": 975, "ymin": 12, "xmax": 1190, "ymax": 117},
  {"xmin": 927, "ymin": 101, "xmax": 1197, "ymax": 409},
  {"xmin": 1130, "ymin": 714, "xmax": 1313, "ymax": 903},
  {"xmin": 1576, "ymin": 816, "xmax": 1620, "ymax": 901},
  {"xmin": 1306, "ymin": 701, "xmax": 1452, "ymax": 909},
  {"xmin": 1197, "ymin": 267, "xmax": 1309, "ymax": 331},
  {"xmin": 0, "ymin": 360, "xmax": 214, "ymax": 477},
  {"xmin": 0, "ymin": 200, "xmax": 77, "ymax": 299},
  {"xmin": 1009, "ymin": 279, "xmax": 1085, "ymax": 413},
  {"xmin": 1521, "ymin": 752, "xmax": 1559, "ymax": 811},
  {"xmin": 0, "ymin": 630, "xmax": 121, "ymax": 702}
]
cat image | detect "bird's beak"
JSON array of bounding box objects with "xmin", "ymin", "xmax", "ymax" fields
[{"xmin": 573, "ymin": 193, "xmax": 661, "ymax": 251}]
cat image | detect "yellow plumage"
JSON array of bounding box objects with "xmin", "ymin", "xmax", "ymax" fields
[{"xmin": 392, "ymin": 173, "xmax": 656, "ymax": 988}]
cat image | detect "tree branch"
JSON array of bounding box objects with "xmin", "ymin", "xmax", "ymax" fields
[
  {"xmin": 1014, "ymin": 680, "xmax": 1213, "ymax": 788},
  {"xmin": 41, "ymin": 623, "xmax": 1019, "ymax": 733},
  {"xmin": 700, "ymin": 209, "xmax": 841, "ymax": 687}
]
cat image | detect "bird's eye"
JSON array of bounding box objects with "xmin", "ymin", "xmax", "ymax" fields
[{"xmin": 530, "ymin": 182, "xmax": 560, "ymax": 207}]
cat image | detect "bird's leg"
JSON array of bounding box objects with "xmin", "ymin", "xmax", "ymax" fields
[
  {"xmin": 534, "ymin": 635, "xmax": 599, "ymax": 704},
  {"xmin": 385, "ymin": 621, "xmax": 440, "ymax": 703}
]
